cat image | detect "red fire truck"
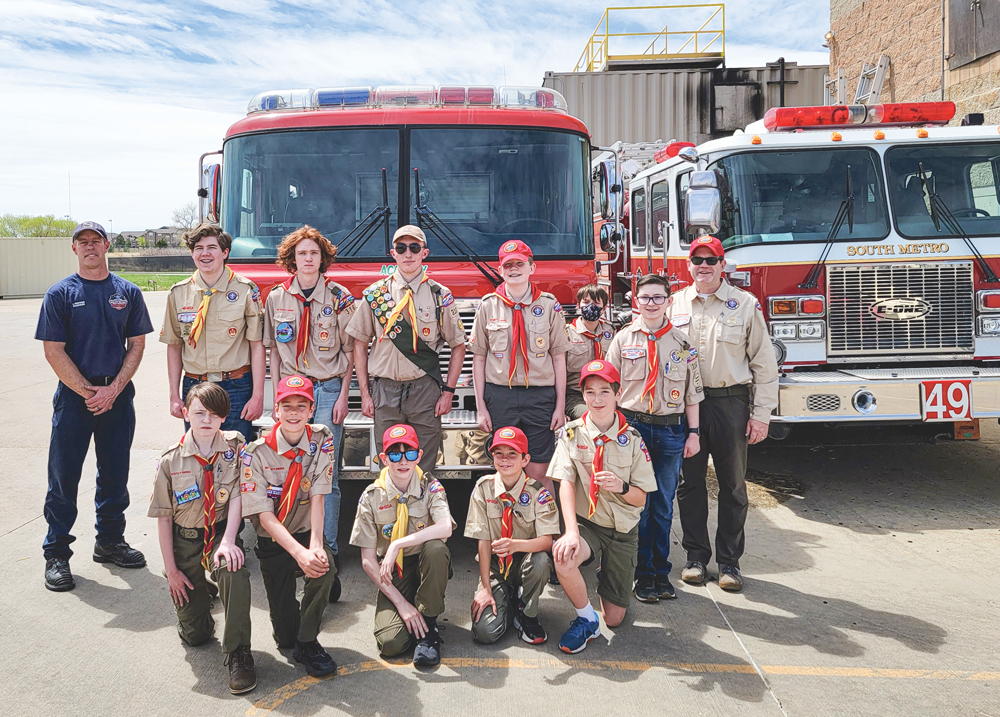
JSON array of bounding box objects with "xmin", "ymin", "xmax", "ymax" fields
[
  {"xmin": 197, "ymin": 84, "xmax": 597, "ymax": 476},
  {"xmin": 595, "ymin": 101, "xmax": 1000, "ymax": 438}
]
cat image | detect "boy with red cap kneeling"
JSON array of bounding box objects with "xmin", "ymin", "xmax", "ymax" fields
[
  {"xmin": 547, "ymin": 360, "xmax": 657, "ymax": 653},
  {"xmin": 241, "ymin": 375, "xmax": 338, "ymax": 677},
  {"xmin": 465, "ymin": 426, "xmax": 560, "ymax": 645},
  {"xmin": 350, "ymin": 424, "xmax": 455, "ymax": 667}
]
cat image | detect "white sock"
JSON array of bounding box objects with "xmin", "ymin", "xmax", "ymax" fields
[{"xmin": 575, "ymin": 603, "xmax": 599, "ymax": 624}]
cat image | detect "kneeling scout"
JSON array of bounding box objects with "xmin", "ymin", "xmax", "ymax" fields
[
  {"xmin": 351, "ymin": 424, "xmax": 455, "ymax": 667},
  {"xmin": 241, "ymin": 376, "xmax": 338, "ymax": 678},
  {"xmin": 465, "ymin": 426, "xmax": 560, "ymax": 645},
  {"xmin": 547, "ymin": 360, "xmax": 656, "ymax": 654},
  {"xmin": 147, "ymin": 382, "xmax": 255, "ymax": 694}
]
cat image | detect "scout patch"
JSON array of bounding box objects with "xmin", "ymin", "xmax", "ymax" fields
[
  {"xmin": 319, "ymin": 330, "xmax": 329, "ymax": 342},
  {"xmin": 322, "ymin": 305, "xmax": 333, "ymax": 316},
  {"xmin": 216, "ymin": 487, "xmax": 229, "ymax": 503},
  {"xmin": 178, "ymin": 312, "xmax": 197, "ymax": 323},
  {"xmin": 275, "ymin": 322, "xmax": 294, "ymax": 343},
  {"xmin": 686, "ymin": 348, "xmax": 698, "ymax": 363},
  {"xmin": 672, "ymin": 314, "xmax": 691, "ymax": 326},
  {"xmin": 502, "ymin": 241, "xmax": 519, "ymax": 253},
  {"xmin": 441, "ymin": 292, "xmax": 454, "ymax": 308},
  {"xmin": 251, "ymin": 286, "xmax": 260, "ymax": 303},
  {"xmin": 240, "ymin": 481, "xmax": 256, "ymax": 493},
  {"xmin": 670, "ymin": 350, "xmax": 681, "ymax": 363},
  {"xmin": 639, "ymin": 438, "xmax": 651, "ymax": 461},
  {"xmin": 428, "ymin": 479, "xmax": 444, "ymax": 493},
  {"xmin": 226, "ymin": 290, "xmax": 239, "ymax": 302},
  {"xmin": 586, "ymin": 360, "xmax": 603, "ymax": 371},
  {"xmin": 223, "ymin": 448, "xmax": 235, "ymax": 461},
  {"xmin": 553, "ymin": 301, "xmax": 562, "ymax": 312},
  {"xmin": 532, "ymin": 306, "xmax": 543, "ymax": 316},
  {"xmin": 617, "ymin": 433, "xmax": 629, "ymax": 446},
  {"xmin": 498, "ymin": 427, "xmax": 516, "ymax": 439},
  {"xmin": 174, "ymin": 485, "xmax": 201, "ymax": 505},
  {"xmin": 422, "ymin": 327, "xmax": 430, "ymax": 337},
  {"xmin": 537, "ymin": 488, "xmax": 553, "ymax": 505},
  {"xmin": 519, "ymin": 492, "xmax": 531, "ymax": 506},
  {"xmin": 286, "ymin": 376, "xmax": 305, "ymax": 387},
  {"xmin": 621, "ymin": 347, "xmax": 646, "ymax": 360},
  {"xmin": 300, "ymin": 478, "xmax": 311, "ymax": 493},
  {"xmin": 388, "ymin": 426, "xmax": 406, "ymax": 439},
  {"xmin": 241, "ymin": 449, "xmax": 252, "ymax": 467},
  {"xmin": 726, "ymin": 299, "xmax": 739, "ymax": 310},
  {"xmin": 604, "ymin": 330, "xmax": 612, "ymax": 339},
  {"xmin": 266, "ymin": 485, "xmax": 282, "ymax": 500},
  {"xmin": 228, "ymin": 327, "xmax": 237, "ymax": 337},
  {"xmin": 756, "ymin": 301, "xmax": 763, "ymax": 311},
  {"xmin": 309, "ymin": 441, "xmax": 317, "ymax": 454},
  {"xmin": 321, "ymin": 436, "xmax": 335, "ymax": 453},
  {"xmin": 535, "ymin": 336, "xmax": 545, "ymax": 348},
  {"xmin": 108, "ymin": 293, "xmax": 128, "ymax": 310},
  {"xmin": 697, "ymin": 236, "xmax": 714, "ymax": 244},
  {"xmin": 416, "ymin": 521, "xmax": 425, "ymax": 530},
  {"xmin": 243, "ymin": 467, "xmax": 252, "ymax": 480},
  {"xmin": 487, "ymin": 318, "xmax": 510, "ymax": 330},
  {"xmin": 670, "ymin": 388, "xmax": 681, "ymax": 401},
  {"xmin": 382, "ymin": 523, "xmax": 394, "ymax": 539}
]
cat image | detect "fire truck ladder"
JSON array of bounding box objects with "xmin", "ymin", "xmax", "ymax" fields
[{"xmin": 853, "ymin": 54, "xmax": 890, "ymax": 105}]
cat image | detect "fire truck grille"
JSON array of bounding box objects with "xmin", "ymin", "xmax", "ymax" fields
[{"xmin": 826, "ymin": 262, "xmax": 975, "ymax": 356}]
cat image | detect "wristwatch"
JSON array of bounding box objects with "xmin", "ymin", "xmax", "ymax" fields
[
  {"xmin": 442, "ymin": 385, "xmax": 456, "ymax": 393},
  {"xmin": 619, "ymin": 481, "xmax": 631, "ymax": 495},
  {"xmin": 687, "ymin": 427, "xmax": 701, "ymax": 436}
]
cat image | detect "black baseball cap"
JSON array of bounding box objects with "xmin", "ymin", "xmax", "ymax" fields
[{"xmin": 72, "ymin": 221, "xmax": 108, "ymax": 241}]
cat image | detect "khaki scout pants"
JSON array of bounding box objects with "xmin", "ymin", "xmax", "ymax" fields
[
  {"xmin": 471, "ymin": 551, "xmax": 550, "ymax": 644},
  {"xmin": 374, "ymin": 539, "xmax": 451, "ymax": 657},
  {"xmin": 171, "ymin": 523, "xmax": 252, "ymax": 654},
  {"xmin": 372, "ymin": 375, "xmax": 442, "ymax": 475},
  {"xmin": 254, "ymin": 531, "xmax": 337, "ymax": 648}
]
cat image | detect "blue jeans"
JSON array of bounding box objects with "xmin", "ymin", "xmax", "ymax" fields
[
  {"xmin": 634, "ymin": 420, "xmax": 687, "ymax": 579},
  {"xmin": 182, "ymin": 372, "xmax": 253, "ymax": 441},
  {"xmin": 44, "ymin": 382, "xmax": 136, "ymax": 559},
  {"xmin": 312, "ymin": 376, "xmax": 344, "ymax": 556}
]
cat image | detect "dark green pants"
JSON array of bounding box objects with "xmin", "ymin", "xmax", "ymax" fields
[
  {"xmin": 254, "ymin": 531, "xmax": 337, "ymax": 648},
  {"xmin": 374, "ymin": 539, "xmax": 451, "ymax": 657},
  {"xmin": 471, "ymin": 551, "xmax": 550, "ymax": 644},
  {"xmin": 171, "ymin": 523, "xmax": 251, "ymax": 654}
]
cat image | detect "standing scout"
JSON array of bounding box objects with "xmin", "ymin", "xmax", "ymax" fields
[
  {"xmin": 606, "ymin": 274, "xmax": 702, "ymax": 604},
  {"xmin": 471, "ymin": 240, "xmax": 571, "ymax": 486},
  {"xmin": 564, "ymin": 283, "xmax": 616, "ymax": 419},
  {"xmin": 350, "ymin": 424, "xmax": 454, "ymax": 667},
  {"xmin": 264, "ymin": 226, "xmax": 356, "ymax": 602},
  {"xmin": 147, "ymin": 382, "xmax": 255, "ymax": 694},
  {"xmin": 241, "ymin": 376, "xmax": 338, "ymax": 677},
  {"xmin": 548, "ymin": 360, "xmax": 656, "ymax": 653},
  {"xmin": 668, "ymin": 236, "xmax": 778, "ymax": 592},
  {"xmin": 162, "ymin": 223, "xmax": 265, "ymax": 440},
  {"xmin": 465, "ymin": 426, "xmax": 559, "ymax": 645},
  {"xmin": 347, "ymin": 225, "xmax": 465, "ymax": 475}
]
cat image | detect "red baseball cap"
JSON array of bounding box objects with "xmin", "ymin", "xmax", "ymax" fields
[
  {"xmin": 689, "ymin": 235, "xmax": 725, "ymax": 257},
  {"xmin": 498, "ymin": 239, "xmax": 533, "ymax": 267},
  {"xmin": 274, "ymin": 375, "xmax": 315, "ymax": 404},
  {"xmin": 579, "ymin": 359, "xmax": 621, "ymax": 388},
  {"xmin": 383, "ymin": 424, "xmax": 419, "ymax": 450},
  {"xmin": 491, "ymin": 426, "xmax": 528, "ymax": 454}
]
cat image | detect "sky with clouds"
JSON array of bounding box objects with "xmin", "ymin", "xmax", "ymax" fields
[{"xmin": 0, "ymin": 0, "xmax": 830, "ymax": 231}]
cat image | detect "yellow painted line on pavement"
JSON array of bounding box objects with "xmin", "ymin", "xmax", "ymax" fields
[{"xmin": 245, "ymin": 658, "xmax": 999, "ymax": 715}]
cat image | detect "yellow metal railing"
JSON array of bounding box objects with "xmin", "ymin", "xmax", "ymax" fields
[{"xmin": 574, "ymin": 4, "xmax": 725, "ymax": 73}]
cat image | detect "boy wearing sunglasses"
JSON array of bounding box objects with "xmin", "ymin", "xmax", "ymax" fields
[
  {"xmin": 240, "ymin": 375, "xmax": 338, "ymax": 678},
  {"xmin": 606, "ymin": 274, "xmax": 702, "ymax": 604},
  {"xmin": 350, "ymin": 424, "xmax": 456, "ymax": 667},
  {"xmin": 465, "ymin": 426, "xmax": 560, "ymax": 645},
  {"xmin": 564, "ymin": 284, "xmax": 616, "ymax": 419},
  {"xmin": 347, "ymin": 225, "xmax": 466, "ymax": 475}
]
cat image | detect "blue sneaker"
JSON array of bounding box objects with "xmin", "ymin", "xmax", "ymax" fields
[{"xmin": 558, "ymin": 616, "xmax": 601, "ymax": 654}]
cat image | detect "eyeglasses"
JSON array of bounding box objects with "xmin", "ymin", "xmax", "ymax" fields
[
  {"xmin": 386, "ymin": 449, "xmax": 420, "ymax": 463},
  {"xmin": 394, "ymin": 242, "xmax": 423, "ymax": 255},
  {"xmin": 636, "ymin": 295, "xmax": 669, "ymax": 305},
  {"xmin": 690, "ymin": 255, "xmax": 723, "ymax": 266}
]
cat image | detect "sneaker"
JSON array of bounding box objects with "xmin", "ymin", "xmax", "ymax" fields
[
  {"xmin": 681, "ymin": 561, "xmax": 707, "ymax": 585},
  {"xmin": 224, "ymin": 644, "xmax": 257, "ymax": 694},
  {"xmin": 44, "ymin": 557, "xmax": 75, "ymax": 592},
  {"xmin": 718, "ymin": 564, "xmax": 744, "ymax": 592},
  {"xmin": 633, "ymin": 575, "xmax": 659, "ymax": 603},
  {"xmin": 513, "ymin": 610, "xmax": 547, "ymax": 645},
  {"xmin": 548, "ymin": 561, "xmax": 560, "ymax": 585},
  {"xmin": 93, "ymin": 540, "xmax": 146, "ymax": 569},
  {"xmin": 413, "ymin": 624, "xmax": 443, "ymax": 667},
  {"xmin": 292, "ymin": 640, "xmax": 337, "ymax": 677},
  {"xmin": 558, "ymin": 616, "xmax": 601, "ymax": 654},
  {"xmin": 655, "ymin": 575, "xmax": 677, "ymax": 600}
]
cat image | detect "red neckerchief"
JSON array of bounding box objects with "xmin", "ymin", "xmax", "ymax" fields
[
  {"xmin": 583, "ymin": 411, "xmax": 629, "ymax": 517},
  {"xmin": 639, "ymin": 320, "xmax": 673, "ymax": 412},
  {"xmin": 575, "ymin": 317, "xmax": 605, "ymax": 360},
  {"xmin": 494, "ymin": 282, "xmax": 543, "ymax": 387},
  {"xmin": 179, "ymin": 433, "xmax": 220, "ymax": 570},
  {"xmin": 264, "ymin": 423, "xmax": 313, "ymax": 524}
]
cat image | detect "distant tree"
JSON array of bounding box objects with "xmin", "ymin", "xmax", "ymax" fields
[
  {"xmin": 136, "ymin": 236, "xmax": 148, "ymax": 248},
  {"xmin": 0, "ymin": 214, "xmax": 76, "ymax": 237},
  {"xmin": 113, "ymin": 234, "xmax": 129, "ymax": 249},
  {"xmin": 171, "ymin": 202, "xmax": 197, "ymax": 231},
  {"xmin": 155, "ymin": 238, "xmax": 168, "ymax": 248}
]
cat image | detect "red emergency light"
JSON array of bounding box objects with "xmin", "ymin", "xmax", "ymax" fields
[
  {"xmin": 654, "ymin": 141, "xmax": 696, "ymax": 163},
  {"xmin": 762, "ymin": 102, "xmax": 955, "ymax": 132}
]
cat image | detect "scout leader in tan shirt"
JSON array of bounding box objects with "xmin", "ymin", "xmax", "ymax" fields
[{"xmin": 564, "ymin": 283, "xmax": 616, "ymax": 419}]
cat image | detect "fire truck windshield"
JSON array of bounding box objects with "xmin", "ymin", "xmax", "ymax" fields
[
  {"xmin": 221, "ymin": 127, "xmax": 591, "ymax": 261},
  {"xmin": 712, "ymin": 148, "xmax": 890, "ymax": 249}
]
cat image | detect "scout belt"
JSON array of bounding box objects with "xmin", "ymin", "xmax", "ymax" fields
[
  {"xmin": 702, "ymin": 385, "xmax": 751, "ymax": 399},
  {"xmin": 620, "ymin": 408, "xmax": 683, "ymax": 426},
  {"xmin": 365, "ymin": 280, "xmax": 443, "ymax": 385},
  {"xmin": 184, "ymin": 365, "xmax": 251, "ymax": 382},
  {"xmin": 175, "ymin": 519, "xmax": 227, "ymax": 540}
]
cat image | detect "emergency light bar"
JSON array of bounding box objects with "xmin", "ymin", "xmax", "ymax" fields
[
  {"xmin": 246, "ymin": 85, "xmax": 568, "ymax": 114},
  {"xmin": 762, "ymin": 101, "xmax": 956, "ymax": 132},
  {"xmin": 654, "ymin": 141, "xmax": 696, "ymax": 163}
]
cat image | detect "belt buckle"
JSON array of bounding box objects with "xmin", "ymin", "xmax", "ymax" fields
[
  {"xmin": 207, "ymin": 372, "xmax": 223, "ymax": 382},
  {"xmin": 179, "ymin": 527, "xmax": 199, "ymax": 539}
]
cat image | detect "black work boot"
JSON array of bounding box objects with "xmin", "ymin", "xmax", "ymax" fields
[
  {"xmin": 224, "ymin": 644, "xmax": 257, "ymax": 694},
  {"xmin": 93, "ymin": 540, "xmax": 146, "ymax": 568},
  {"xmin": 329, "ymin": 552, "xmax": 342, "ymax": 603},
  {"xmin": 293, "ymin": 640, "xmax": 337, "ymax": 677},
  {"xmin": 413, "ymin": 617, "xmax": 443, "ymax": 667},
  {"xmin": 44, "ymin": 557, "xmax": 75, "ymax": 592}
]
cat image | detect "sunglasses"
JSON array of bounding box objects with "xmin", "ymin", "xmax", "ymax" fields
[
  {"xmin": 636, "ymin": 295, "xmax": 669, "ymax": 305},
  {"xmin": 394, "ymin": 242, "xmax": 423, "ymax": 255},
  {"xmin": 690, "ymin": 255, "xmax": 723, "ymax": 266},
  {"xmin": 386, "ymin": 449, "xmax": 420, "ymax": 463}
]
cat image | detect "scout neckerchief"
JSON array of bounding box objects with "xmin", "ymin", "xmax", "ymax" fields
[
  {"xmin": 189, "ymin": 266, "xmax": 236, "ymax": 349},
  {"xmin": 283, "ymin": 276, "xmax": 324, "ymax": 370},
  {"xmin": 179, "ymin": 433, "xmax": 220, "ymax": 570},
  {"xmin": 575, "ymin": 317, "xmax": 605, "ymax": 360},
  {"xmin": 264, "ymin": 423, "xmax": 312, "ymax": 525},
  {"xmin": 494, "ymin": 282, "xmax": 543, "ymax": 387},
  {"xmin": 495, "ymin": 470, "xmax": 526, "ymax": 580},
  {"xmin": 583, "ymin": 410, "xmax": 629, "ymax": 517},
  {"xmin": 639, "ymin": 319, "xmax": 674, "ymax": 413},
  {"xmin": 375, "ymin": 465, "xmax": 426, "ymax": 578},
  {"xmin": 381, "ymin": 271, "xmax": 430, "ymax": 354}
]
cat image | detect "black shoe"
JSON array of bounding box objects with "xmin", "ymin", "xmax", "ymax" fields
[
  {"xmin": 225, "ymin": 644, "xmax": 257, "ymax": 694},
  {"xmin": 655, "ymin": 575, "xmax": 677, "ymax": 600},
  {"xmin": 549, "ymin": 560, "xmax": 560, "ymax": 585},
  {"xmin": 292, "ymin": 640, "xmax": 337, "ymax": 677},
  {"xmin": 718, "ymin": 564, "xmax": 744, "ymax": 592},
  {"xmin": 634, "ymin": 575, "xmax": 659, "ymax": 603},
  {"xmin": 44, "ymin": 557, "xmax": 75, "ymax": 592},
  {"xmin": 681, "ymin": 561, "xmax": 707, "ymax": 585},
  {"xmin": 513, "ymin": 610, "xmax": 547, "ymax": 645},
  {"xmin": 328, "ymin": 575, "xmax": 342, "ymax": 603},
  {"xmin": 93, "ymin": 540, "xmax": 146, "ymax": 568},
  {"xmin": 207, "ymin": 580, "xmax": 219, "ymax": 600},
  {"xmin": 413, "ymin": 624, "xmax": 443, "ymax": 667}
]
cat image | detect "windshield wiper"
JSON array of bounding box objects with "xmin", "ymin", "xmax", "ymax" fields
[
  {"xmin": 800, "ymin": 164, "xmax": 854, "ymax": 289},
  {"xmin": 337, "ymin": 167, "xmax": 392, "ymax": 258},
  {"xmin": 917, "ymin": 162, "xmax": 1000, "ymax": 284},
  {"xmin": 412, "ymin": 168, "xmax": 503, "ymax": 288}
]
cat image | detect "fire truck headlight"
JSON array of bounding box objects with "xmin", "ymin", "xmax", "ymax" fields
[
  {"xmin": 979, "ymin": 317, "xmax": 1000, "ymax": 335},
  {"xmin": 797, "ymin": 322, "xmax": 826, "ymax": 340},
  {"xmin": 771, "ymin": 338, "xmax": 787, "ymax": 366},
  {"xmin": 771, "ymin": 323, "xmax": 797, "ymax": 340}
]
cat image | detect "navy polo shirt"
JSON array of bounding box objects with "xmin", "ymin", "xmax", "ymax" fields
[{"xmin": 35, "ymin": 273, "xmax": 153, "ymax": 379}]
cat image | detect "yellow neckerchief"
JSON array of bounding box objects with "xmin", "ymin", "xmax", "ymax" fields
[
  {"xmin": 375, "ymin": 465, "xmax": 425, "ymax": 577},
  {"xmin": 380, "ymin": 269, "xmax": 429, "ymax": 353},
  {"xmin": 188, "ymin": 267, "xmax": 236, "ymax": 348}
]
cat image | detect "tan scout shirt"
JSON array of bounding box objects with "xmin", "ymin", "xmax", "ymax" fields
[
  {"xmin": 606, "ymin": 320, "xmax": 704, "ymax": 415},
  {"xmin": 464, "ymin": 472, "xmax": 560, "ymax": 542},
  {"xmin": 263, "ymin": 277, "xmax": 357, "ymax": 381},
  {"xmin": 546, "ymin": 415, "xmax": 656, "ymax": 533},
  {"xmin": 147, "ymin": 430, "xmax": 244, "ymax": 529},
  {"xmin": 160, "ymin": 269, "xmax": 263, "ymax": 375},
  {"xmin": 345, "ymin": 271, "xmax": 465, "ymax": 382},
  {"xmin": 470, "ymin": 289, "xmax": 571, "ymax": 387},
  {"xmin": 240, "ymin": 424, "xmax": 334, "ymax": 536},
  {"xmin": 565, "ymin": 318, "xmax": 616, "ymax": 389},
  {"xmin": 667, "ymin": 283, "xmax": 779, "ymax": 424},
  {"xmin": 349, "ymin": 471, "xmax": 456, "ymax": 558}
]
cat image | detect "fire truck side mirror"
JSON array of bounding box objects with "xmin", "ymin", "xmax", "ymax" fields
[
  {"xmin": 597, "ymin": 161, "xmax": 619, "ymax": 220},
  {"xmin": 206, "ymin": 164, "xmax": 221, "ymax": 223},
  {"xmin": 684, "ymin": 170, "xmax": 721, "ymax": 236},
  {"xmin": 599, "ymin": 223, "xmax": 620, "ymax": 253}
]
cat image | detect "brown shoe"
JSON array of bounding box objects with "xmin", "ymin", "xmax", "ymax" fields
[
  {"xmin": 718, "ymin": 564, "xmax": 743, "ymax": 592},
  {"xmin": 225, "ymin": 645, "xmax": 257, "ymax": 694}
]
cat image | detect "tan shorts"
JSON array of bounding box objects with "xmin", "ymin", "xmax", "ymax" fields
[{"xmin": 579, "ymin": 517, "xmax": 639, "ymax": 609}]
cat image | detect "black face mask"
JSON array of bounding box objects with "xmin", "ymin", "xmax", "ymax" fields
[{"xmin": 580, "ymin": 303, "xmax": 603, "ymax": 321}]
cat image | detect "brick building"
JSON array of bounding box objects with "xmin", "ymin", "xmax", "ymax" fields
[{"xmin": 829, "ymin": 0, "xmax": 1000, "ymax": 122}]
